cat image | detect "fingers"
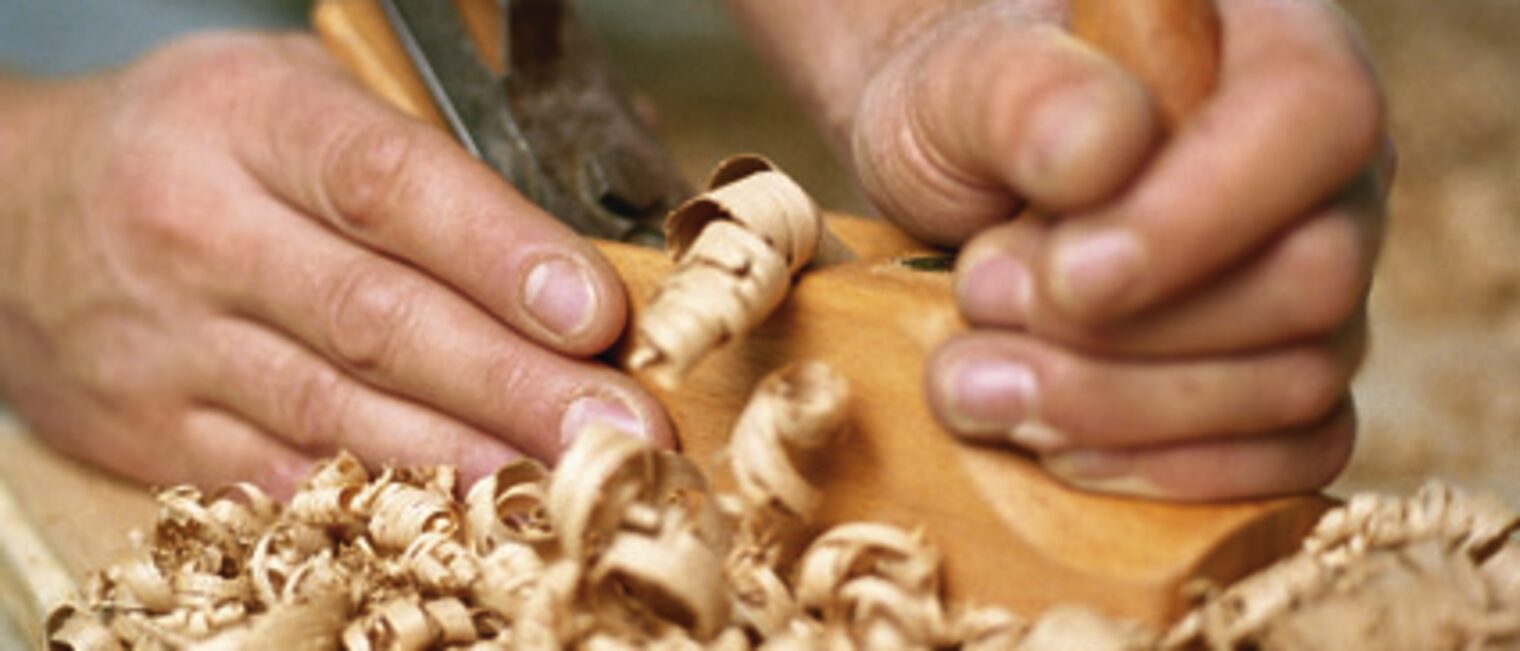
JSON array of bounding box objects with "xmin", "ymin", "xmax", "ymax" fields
[
  {"xmin": 1042, "ymin": 404, "xmax": 1356, "ymax": 501},
  {"xmin": 195, "ymin": 317, "xmax": 525, "ymax": 485},
  {"xmin": 1041, "ymin": 0, "xmax": 1385, "ymax": 322},
  {"xmin": 206, "ymin": 198, "xmax": 671, "ymax": 462},
  {"xmin": 231, "ymin": 48, "xmax": 627, "ymax": 355},
  {"xmin": 928, "ymin": 329, "xmax": 1357, "ymax": 500},
  {"xmin": 928, "ymin": 331, "xmax": 1352, "ymax": 452},
  {"xmin": 955, "ymin": 183, "xmax": 1381, "ymax": 356},
  {"xmin": 175, "ymin": 409, "xmax": 316, "ymax": 500},
  {"xmin": 850, "ymin": 4, "xmax": 1161, "ymax": 246}
]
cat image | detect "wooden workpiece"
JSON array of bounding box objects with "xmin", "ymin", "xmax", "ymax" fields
[{"xmin": 0, "ymin": 0, "xmax": 1335, "ymax": 642}]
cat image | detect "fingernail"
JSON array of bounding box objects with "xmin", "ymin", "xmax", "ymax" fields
[
  {"xmin": 523, "ymin": 255, "xmax": 597, "ymax": 338},
  {"xmin": 560, "ymin": 395, "xmax": 648, "ymax": 447},
  {"xmin": 1043, "ymin": 449, "xmax": 1161, "ymax": 497},
  {"xmin": 945, "ymin": 357, "xmax": 1066, "ymax": 450},
  {"xmin": 958, "ymin": 254, "xmax": 1034, "ymax": 325},
  {"xmin": 1009, "ymin": 420, "xmax": 1068, "ymax": 451},
  {"xmin": 1051, "ymin": 230, "xmax": 1144, "ymax": 316}
]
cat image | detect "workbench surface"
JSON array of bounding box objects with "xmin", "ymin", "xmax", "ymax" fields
[{"xmin": 0, "ymin": 419, "xmax": 157, "ymax": 647}]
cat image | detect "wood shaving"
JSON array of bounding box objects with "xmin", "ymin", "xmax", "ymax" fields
[
  {"xmin": 1165, "ymin": 481, "xmax": 1520, "ymax": 651},
  {"xmin": 628, "ymin": 156, "xmax": 825, "ymax": 389},
  {"xmin": 728, "ymin": 361, "xmax": 849, "ymax": 522},
  {"xmin": 43, "ymin": 361, "xmax": 1001, "ymax": 649}
]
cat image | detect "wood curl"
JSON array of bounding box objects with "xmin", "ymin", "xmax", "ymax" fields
[
  {"xmin": 1165, "ymin": 481, "xmax": 1520, "ymax": 651},
  {"xmin": 45, "ymin": 431, "xmax": 1520, "ymax": 651},
  {"xmin": 729, "ymin": 360, "xmax": 849, "ymax": 521},
  {"xmin": 629, "ymin": 156, "xmax": 824, "ymax": 389}
]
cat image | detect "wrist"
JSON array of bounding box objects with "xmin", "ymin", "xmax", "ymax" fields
[{"xmin": 0, "ymin": 73, "xmax": 102, "ymax": 307}]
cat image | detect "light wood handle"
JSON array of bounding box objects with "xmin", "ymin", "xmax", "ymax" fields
[
  {"xmin": 1072, "ymin": 0, "xmax": 1222, "ymax": 130},
  {"xmin": 310, "ymin": 0, "xmax": 1329, "ymax": 624}
]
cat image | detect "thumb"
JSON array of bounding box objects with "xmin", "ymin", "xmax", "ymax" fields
[{"xmin": 850, "ymin": 6, "xmax": 1160, "ymax": 246}]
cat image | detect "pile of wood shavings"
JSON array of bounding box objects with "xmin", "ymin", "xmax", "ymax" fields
[
  {"xmin": 1166, "ymin": 481, "xmax": 1520, "ymax": 650},
  {"xmin": 40, "ymin": 362, "xmax": 1041, "ymax": 650},
  {"xmin": 45, "ymin": 436, "xmax": 1520, "ymax": 651}
]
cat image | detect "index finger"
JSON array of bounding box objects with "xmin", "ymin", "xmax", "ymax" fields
[
  {"xmin": 234, "ymin": 39, "xmax": 628, "ymax": 356},
  {"xmin": 1041, "ymin": 0, "xmax": 1385, "ymax": 322}
]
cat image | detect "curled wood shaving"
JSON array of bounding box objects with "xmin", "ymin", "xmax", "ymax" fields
[
  {"xmin": 464, "ymin": 462, "xmax": 554, "ymax": 549},
  {"xmin": 729, "ymin": 360, "xmax": 849, "ymax": 521},
  {"xmin": 629, "ymin": 156, "xmax": 824, "ymax": 389},
  {"xmin": 46, "ymin": 603, "xmax": 122, "ymax": 651},
  {"xmin": 794, "ymin": 523, "xmax": 953, "ymax": 647},
  {"xmin": 1305, "ymin": 480, "xmax": 1519, "ymax": 564}
]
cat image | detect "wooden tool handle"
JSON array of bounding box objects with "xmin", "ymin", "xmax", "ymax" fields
[{"xmin": 1073, "ymin": 0, "xmax": 1221, "ymax": 130}]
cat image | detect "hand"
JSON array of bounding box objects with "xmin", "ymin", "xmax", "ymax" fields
[
  {"xmin": 844, "ymin": 0, "xmax": 1390, "ymax": 500},
  {"xmin": 0, "ymin": 33, "xmax": 671, "ymax": 497}
]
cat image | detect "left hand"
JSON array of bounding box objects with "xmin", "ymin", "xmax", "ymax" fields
[{"xmin": 839, "ymin": 0, "xmax": 1391, "ymax": 500}]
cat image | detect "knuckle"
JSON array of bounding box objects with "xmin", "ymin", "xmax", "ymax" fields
[
  {"xmin": 134, "ymin": 33, "xmax": 281, "ymax": 114},
  {"xmin": 1324, "ymin": 74, "xmax": 1385, "ymax": 164},
  {"xmin": 481, "ymin": 347, "xmax": 535, "ymax": 410},
  {"xmin": 1307, "ymin": 409, "xmax": 1357, "ymax": 487},
  {"xmin": 97, "ymin": 158, "xmax": 171, "ymax": 230},
  {"xmin": 1280, "ymin": 218, "xmax": 1367, "ymax": 336},
  {"xmin": 1279, "ymin": 405, "xmax": 1357, "ymax": 494},
  {"xmin": 320, "ymin": 121, "xmax": 420, "ymax": 232},
  {"xmin": 850, "ymin": 67, "xmax": 1017, "ymax": 245},
  {"xmin": 59, "ymin": 334, "xmax": 152, "ymax": 407},
  {"xmin": 1275, "ymin": 347, "xmax": 1349, "ymax": 427},
  {"xmin": 107, "ymin": 179, "xmax": 211, "ymax": 264},
  {"xmin": 1277, "ymin": 47, "xmax": 1386, "ymax": 165},
  {"xmin": 285, "ymin": 361, "xmax": 350, "ymax": 451},
  {"xmin": 325, "ymin": 263, "xmax": 417, "ymax": 372}
]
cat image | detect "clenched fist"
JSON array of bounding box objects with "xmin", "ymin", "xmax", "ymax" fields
[{"xmin": 733, "ymin": 0, "xmax": 1392, "ymax": 500}]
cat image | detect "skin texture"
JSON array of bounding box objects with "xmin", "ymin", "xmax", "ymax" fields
[
  {"xmin": 0, "ymin": 34, "xmax": 672, "ymax": 498},
  {"xmin": 729, "ymin": 0, "xmax": 1391, "ymax": 500}
]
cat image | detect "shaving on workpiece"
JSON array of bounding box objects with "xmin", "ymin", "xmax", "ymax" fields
[{"xmin": 627, "ymin": 156, "xmax": 830, "ymax": 390}]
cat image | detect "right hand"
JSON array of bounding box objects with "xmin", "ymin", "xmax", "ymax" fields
[
  {"xmin": 841, "ymin": 1, "xmax": 1386, "ymax": 500},
  {"xmin": 0, "ymin": 33, "xmax": 671, "ymax": 497}
]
